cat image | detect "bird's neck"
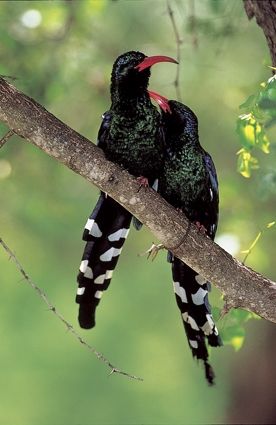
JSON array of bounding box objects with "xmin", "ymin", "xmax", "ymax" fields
[
  {"xmin": 170, "ymin": 131, "xmax": 200, "ymax": 151},
  {"xmin": 111, "ymin": 87, "xmax": 152, "ymax": 116}
]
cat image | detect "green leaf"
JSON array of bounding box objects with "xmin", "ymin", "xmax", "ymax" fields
[
  {"xmin": 230, "ymin": 309, "xmax": 253, "ymax": 322},
  {"xmin": 237, "ymin": 149, "xmax": 259, "ymax": 178},
  {"xmin": 256, "ymin": 128, "xmax": 270, "ymax": 154},
  {"xmin": 267, "ymin": 221, "xmax": 275, "ymax": 229},
  {"xmin": 239, "ymin": 94, "xmax": 257, "ymax": 111},
  {"xmin": 236, "ymin": 75, "xmax": 276, "ymax": 178},
  {"xmin": 231, "ymin": 336, "xmax": 245, "ymax": 351},
  {"xmin": 236, "ymin": 114, "xmax": 268, "ymax": 152},
  {"xmin": 221, "ymin": 325, "xmax": 245, "ymax": 351},
  {"xmin": 221, "ymin": 308, "xmax": 259, "ymax": 351},
  {"xmin": 267, "ymin": 87, "xmax": 276, "ymax": 102}
]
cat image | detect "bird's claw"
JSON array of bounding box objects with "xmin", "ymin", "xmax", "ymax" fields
[
  {"xmin": 137, "ymin": 176, "xmax": 149, "ymax": 191},
  {"xmin": 140, "ymin": 243, "xmax": 164, "ymax": 261},
  {"xmin": 194, "ymin": 221, "xmax": 207, "ymax": 234}
]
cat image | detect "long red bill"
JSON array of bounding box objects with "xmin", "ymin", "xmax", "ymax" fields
[
  {"xmin": 148, "ymin": 90, "xmax": 171, "ymax": 113},
  {"xmin": 135, "ymin": 55, "xmax": 178, "ymax": 72}
]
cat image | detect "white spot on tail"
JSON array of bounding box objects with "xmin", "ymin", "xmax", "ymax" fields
[
  {"xmin": 191, "ymin": 288, "xmax": 208, "ymax": 305},
  {"xmin": 84, "ymin": 219, "xmax": 102, "ymax": 238},
  {"xmin": 84, "ymin": 267, "xmax": 93, "ymax": 279},
  {"xmin": 84, "ymin": 218, "xmax": 94, "ymax": 231},
  {"xmin": 108, "ymin": 228, "xmax": 129, "ymax": 242},
  {"xmin": 210, "ymin": 188, "xmax": 213, "ymax": 201},
  {"xmin": 77, "ymin": 287, "xmax": 85, "ymax": 295},
  {"xmin": 79, "ymin": 260, "xmax": 93, "ymax": 279},
  {"xmin": 189, "ymin": 340, "xmax": 198, "ymax": 349},
  {"xmin": 201, "ymin": 314, "xmax": 215, "ymax": 335},
  {"xmin": 94, "ymin": 274, "xmax": 105, "ymax": 284},
  {"xmin": 79, "ymin": 260, "xmax": 88, "ymax": 273},
  {"xmin": 195, "ymin": 274, "xmax": 207, "ymax": 285},
  {"xmin": 152, "ymin": 179, "xmax": 158, "ymax": 191},
  {"xmin": 173, "ymin": 281, "xmax": 187, "ymax": 303},
  {"xmin": 94, "ymin": 290, "xmax": 103, "ymax": 299},
  {"xmin": 105, "ymin": 270, "xmax": 113, "ymax": 280},
  {"xmin": 182, "ymin": 312, "xmax": 200, "ymax": 331},
  {"xmin": 100, "ymin": 247, "xmax": 122, "ymax": 262}
]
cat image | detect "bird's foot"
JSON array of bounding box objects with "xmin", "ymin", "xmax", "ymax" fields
[
  {"xmin": 140, "ymin": 243, "xmax": 165, "ymax": 261},
  {"xmin": 137, "ymin": 176, "xmax": 149, "ymax": 191},
  {"xmin": 194, "ymin": 221, "xmax": 207, "ymax": 234}
]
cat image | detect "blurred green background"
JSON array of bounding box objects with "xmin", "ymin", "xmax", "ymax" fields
[{"xmin": 0, "ymin": 1, "xmax": 275, "ymax": 424}]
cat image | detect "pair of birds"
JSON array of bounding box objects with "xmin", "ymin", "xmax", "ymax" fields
[{"xmin": 76, "ymin": 51, "xmax": 222, "ymax": 385}]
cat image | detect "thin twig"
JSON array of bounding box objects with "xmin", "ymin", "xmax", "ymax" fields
[
  {"xmin": 0, "ymin": 130, "xmax": 14, "ymax": 148},
  {"xmin": 242, "ymin": 221, "xmax": 275, "ymax": 265},
  {"xmin": 166, "ymin": 0, "xmax": 183, "ymax": 101},
  {"xmin": 0, "ymin": 237, "xmax": 143, "ymax": 382},
  {"xmin": 188, "ymin": 0, "xmax": 198, "ymax": 49}
]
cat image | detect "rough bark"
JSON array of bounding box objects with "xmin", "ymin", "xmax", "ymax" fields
[
  {"xmin": 244, "ymin": 0, "xmax": 276, "ymax": 68},
  {"xmin": 0, "ymin": 76, "xmax": 276, "ymax": 323}
]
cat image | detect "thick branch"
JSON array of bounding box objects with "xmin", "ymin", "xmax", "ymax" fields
[
  {"xmin": 244, "ymin": 0, "xmax": 276, "ymax": 68},
  {"xmin": 0, "ymin": 76, "xmax": 276, "ymax": 323}
]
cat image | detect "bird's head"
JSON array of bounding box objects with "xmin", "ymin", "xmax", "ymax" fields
[
  {"xmin": 163, "ymin": 100, "xmax": 198, "ymax": 134},
  {"xmin": 163, "ymin": 100, "xmax": 199, "ymax": 142},
  {"xmin": 148, "ymin": 92, "xmax": 199, "ymax": 141},
  {"xmin": 111, "ymin": 51, "xmax": 177, "ymax": 96}
]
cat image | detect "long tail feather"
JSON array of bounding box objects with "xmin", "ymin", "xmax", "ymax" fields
[
  {"xmin": 171, "ymin": 257, "xmax": 222, "ymax": 384},
  {"xmin": 76, "ymin": 193, "xmax": 132, "ymax": 329}
]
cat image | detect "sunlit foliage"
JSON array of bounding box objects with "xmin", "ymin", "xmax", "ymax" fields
[{"xmin": 237, "ymin": 74, "xmax": 276, "ymax": 178}]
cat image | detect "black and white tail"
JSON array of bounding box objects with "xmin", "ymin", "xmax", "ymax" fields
[
  {"xmin": 171, "ymin": 257, "xmax": 222, "ymax": 385},
  {"xmin": 76, "ymin": 193, "xmax": 132, "ymax": 329}
]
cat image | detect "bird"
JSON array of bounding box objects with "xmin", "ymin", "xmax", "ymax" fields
[
  {"xmin": 76, "ymin": 51, "xmax": 177, "ymax": 329},
  {"xmin": 148, "ymin": 93, "xmax": 222, "ymax": 385}
]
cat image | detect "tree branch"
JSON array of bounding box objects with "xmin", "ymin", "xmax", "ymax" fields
[
  {"xmin": 0, "ymin": 76, "xmax": 276, "ymax": 323},
  {"xmin": 166, "ymin": 0, "xmax": 183, "ymax": 101},
  {"xmin": 0, "ymin": 129, "xmax": 14, "ymax": 148},
  {"xmin": 0, "ymin": 237, "xmax": 142, "ymax": 381},
  {"xmin": 244, "ymin": 0, "xmax": 276, "ymax": 68}
]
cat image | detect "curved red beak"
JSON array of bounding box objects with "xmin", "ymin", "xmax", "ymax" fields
[
  {"xmin": 148, "ymin": 90, "xmax": 171, "ymax": 114},
  {"xmin": 135, "ymin": 55, "xmax": 178, "ymax": 72}
]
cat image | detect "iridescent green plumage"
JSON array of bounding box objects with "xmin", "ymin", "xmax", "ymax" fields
[
  {"xmin": 160, "ymin": 102, "xmax": 211, "ymax": 218},
  {"xmin": 159, "ymin": 100, "xmax": 221, "ymax": 385},
  {"xmin": 76, "ymin": 51, "xmax": 166, "ymax": 328},
  {"xmin": 101, "ymin": 51, "xmax": 164, "ymax": 182}
]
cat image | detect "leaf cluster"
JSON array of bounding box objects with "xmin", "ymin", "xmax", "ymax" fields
[
  {"xmin": 236, "ymin": 74, "xmax": 276, "ymax": 178},
  {"xmin": 218, "ymin": 308, "xmax": 261, "ymax": 351}
]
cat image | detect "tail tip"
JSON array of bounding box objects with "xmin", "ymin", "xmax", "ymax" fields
[
  {"xmin": 78, "ymin": 303, "xmax": 96, "ymax": 329},
  {"xmin": 208, "ymin": 334, "xmax": 223, "ymax": 348},
  {"xmin": 204, "ymin": 361, "xmax": 215, "ymax": 386}
]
